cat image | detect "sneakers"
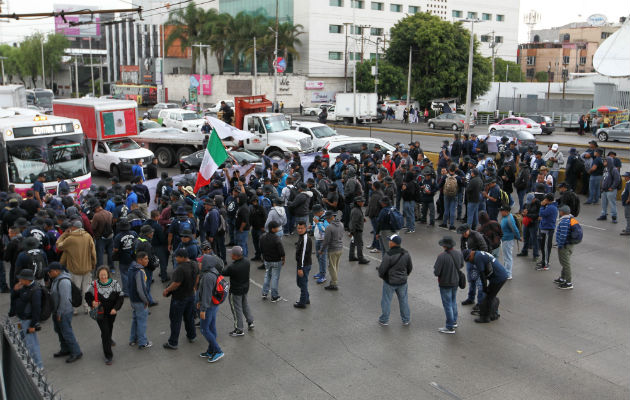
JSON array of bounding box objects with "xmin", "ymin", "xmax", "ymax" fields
[
  {"xmin": 378, "ymin": 320, "xmax": 389, "ymax": 326},
  {"xmin": 516, "ymin": 252, "xmax": 528, "ymax": 257},
  {"xmin": 621, "ymin": 231, "xmax": 630, "ymax": 236},
  {"xmin": 348, "ymin": 257, "xmax": 359, "ymax": 262},
  {"xmin": 404, "ymin": 229, "xmax": 415, "ymax": 234},
  {"xmin": 313, "ymin": 273, "xmax": 322, "ymax": 280},
  {"xmin": 369, "ymin": 248, "xmax": 381, "ymax": 253},
  {"xmin": 229, "ymin": 329, "xmax": 245, "ymax": 337},
  {"xmin": 324, "ymin": 285, "xmax": 338, "ymax": 291},
  {"xmin": 461, "ymin": 299, "xmax": 474, "ymax": 306},
  {"xmin": 438, "ymin": 224, "xmax": 447, "ymax": 228},
  {"xmin": 558, "ymin": 282, "xmax": 573, "ymax": 290},
  {"xmin": 358, "ymin": 259, "xmax": 370, "ymax": 264},
  {"xmin": 612, "ymin": 216, "xmax": 617, "ymax": 224},
  {"xmin": 128, "ymin": 342, "xmax": 137, "ymax": 347},
  {"xmin": 163, "ymin": 342, "xmax": 178, "ymax": 350},
  {"xmin": 139, "ymin": 341, "xmax": 153, "ymax": 349},
  {"xmin": 270, "ymin": 296, "xmax": 281, "ymax": 303},
  {"xmin": 553, "ymin": 277, "xmax": 566, "ymax": 284},
  {"xmin": 208, "ymin": 352, "xmax": 224, "ymax": 363},
  {"xmin": 535, "ymin": 264, "xmax": 550, "ymax": 271},
  {"xmin": 316, "ymin": 277, "xmax": 327, "ymax": 284},
  {"xmin": 438, "ymin": 327, "xmax": 455, "ymax": 334},
  {"xmin": 453, "ymin": 323, "xmax": 458, "ymax": 328},
  {"xmin": 247, "ymin": 322, "xmax": 255, "ymax": 330},
  {"xmin": 402, "ymin": 321, "xmax": 411, "ymax": 326},
  {"xmin": 200, "ymin": 351, "xmax": 213, "ymax": 358},
  {"xmin": 596, "ymin": 215, "xmax": 607, "ymax": 221},
  {"xmin": 293, "ymin": 302, "xmax": 306, "ymax": 309},
  {"xmin": 449, "ymin": 225, "xmax": 456, "ymax": 230},
  {"xmin": 261, "ymin": 294, "xmax": 268, "ymax": 300}
]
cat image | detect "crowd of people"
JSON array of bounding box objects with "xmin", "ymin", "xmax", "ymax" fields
[{"xmin": 4, "ymin": 132, "xmax": 628, "ymax": 371}]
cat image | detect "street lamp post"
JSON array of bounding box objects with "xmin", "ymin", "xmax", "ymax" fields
[
  {"xmin": 40, "ymin": 36, "xmax": 45, "ymax": 89},
  {"xmin": 461, "ymin": 18, "xmax": 482, "ymax": 133},
  {"xmin": 374, "ymin": 37, "xmax": 380, "ymax": 96},
  {"xmin": 272, "ymin": 0, "xmax": 279, "ymax": 112},
  {"xmin": 0, "ymin": 56, "xmax": 6, "ymax": 85}
]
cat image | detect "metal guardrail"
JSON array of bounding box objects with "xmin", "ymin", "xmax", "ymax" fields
[{"xmin": 1, "ymin": 318, "xmax": 61, "ymax": 400}]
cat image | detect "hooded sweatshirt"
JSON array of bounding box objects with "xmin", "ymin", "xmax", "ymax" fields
[
  {"xmin": 539, "ymin": 201, "xmax": 558, "ymax": 231},
  {"xmin": 320, "ymin": 220, "xmax": 344, "ymax": 253},
  {"xmin": 56, "ymin": 228, "xmax": 97, "ymax": 275},
  {"xmin": 51, "ymin": 271, "xmax": 74, "ymax": 315},
  {"xmin": 198, "ymin": 255, "xmax": 222, "ymax": 312},
  {"xmin": 601, "ymin": 157, "xmax": 621, "ymax": 192},
  {"xmin": 288, "ymin": 190, "xmax": 313, "ymax": 217},
  {"xmin": 265, "ymin": 206, "xmax": 287, "ymax": 232}
]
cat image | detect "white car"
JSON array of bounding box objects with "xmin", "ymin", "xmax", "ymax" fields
[
  {"xmin": 204, "ymin": 100, "xmax": 234, "ymax": 114},
  {"xmin": 488, "ymin": 117, "xmax": 542, "ymax": 135},
  {"xmin": 303, "ymin": 103, "xmax": 333, "ymax": 116},
  {"xmin": 291, "ymin": 121, "xmax": 347, "ymax": 150},
  {"xmin": 158, "ymin": 109, "xmax": 206, "ymax": 133},
  {"xmin": 322, "ymin": 137, "xmax": 396, "ymax": 160},
  {"xmin": 92, "ymin": 138, "xmax": 154, "ymax": 178}
]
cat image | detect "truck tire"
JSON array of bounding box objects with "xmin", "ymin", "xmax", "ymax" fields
[
  {"xmin": 176, "ymin": 147, "xmax": 195, "ymax": 161},
  {"xmin": 155, "ymin": 146, "xmax": 175, "ymax": 168},
  {"xmin": 266, "ymin": 149, "xmax": 285, "ymax": 160},
  {"xmin": 111, "ymin": 165, "xmax": 121, "ymax": 179}
]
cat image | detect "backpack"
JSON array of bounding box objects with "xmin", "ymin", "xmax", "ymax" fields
[
  {"xmin": 211, "ymin": 273, "xmax": 230, "ymax": 305},
  {"xmin": 192, "ymin": 197, "xmax": 203, "ymax": 216},
  {"xmin": 288, "ymin": 186, "xmax": 298, "ymax": 202},
  {"xmin": 568, "ymin": 217, "xmax": 583, "ymax": 244},
  {"xmin": 443, "ymin": 175, "xmax": 458, "ymax": 197},
  {"xmin": 59, "ymin": 277, "xmax": 83, "ymax": 308},
  {"xmin": 26, "ymin": 249, "xmax": 47, "ymax": 280},
  {"xmin": 133, "ymin": 187, "xmax": 147, "ymax": 204},
  {"xmin": 37, "ymin": 284, "xmax": 53, "ymax": 322},
  {"xmin": 512, "ymin": 213, "xmax": 523, "ymax": 235},
  {"xmin": 260, "ymin": 196, "xmax": 272, "ymax": 213},
  {"xmin": 515, "ymin": 169, "xmax": 529, "ymax": 191},
  {"xmin": 217, "ymin": 214, "xmax": 227, "ymax": 235},
  {"xmin": 387, "ymin": 207, "xmax": 404, "ymax": 231},
  {"xmin": 499, "ymin": 189, "xmax": 510, "ymax": 209},
  {"xmin": 176, "ymin": 218, "xmax": 193, "ymax": 236}
]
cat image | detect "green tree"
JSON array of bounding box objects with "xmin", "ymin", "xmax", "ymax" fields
[
  {"xmin": 165, "ymin": 2, "xmax": 205, "ymax": 73},
  {"xmin": 203, "ymin": 9, "xmax": 231, "ymax": 75},
  {"xmin": 355, "ymin": 59, "xmax": 406, "ymax": 98},
  {"xmin": 43, "ymin": 33, "xmax": 70, "ymax": 87},
  {"xmin": 386, "ymin": 12, "xmax": 492, "ymax": 107},
  {"xmin": 493, "ymin": 58, "xmax": 524, "ymax": 82},
  {"xmin": 534, "ymin": 70, "xmax": 548, "ymax": 83},
  {"xmin": 277, "ymin": 21, "xmax": 304, "ymax": 67},
  {"xmin": 0, "ymin": 45, "xmax": 22, "ymax": 83},
  {"xmin": 17, "ymin": 34, "xmax": 45, "ymax": 87}
]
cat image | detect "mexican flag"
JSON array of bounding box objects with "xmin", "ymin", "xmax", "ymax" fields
[
  {"xmin": 193, "ymin": 128, "xmax": 228, "ymax": 193},
  {"xmin": 102, "ymin": 110, "xmax": 136, "ymax": 136}
]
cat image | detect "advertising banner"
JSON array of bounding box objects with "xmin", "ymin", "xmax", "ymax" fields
[
  {"xmin": 305, "ymin": 81, "xmax": 325, "ymax": 90},
  {"xmin": 54, "ymin": 4, "xmax": 101, "ymax": 37},
  {"xmin": 311, "ymin": 91, "xmax": 336, "ymax": 103},
  {"xmin": 191, "ymin": 74, "xmax": 212, "ymax": 96}
]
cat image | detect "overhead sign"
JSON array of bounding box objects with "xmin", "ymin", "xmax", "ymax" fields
[
  {"xmin": 54, "ymin": 4, "xmax": 101, "ymax": 37},
  {"xmin": 305, "ymin": 81, "xmax": 325, "ymax": 90},
  {"xmin": 275, "ymin": 57, "xmax": 286, "ymax": 73},
  {"xmin": 587, "ymin": 14, "xmax": 607, "ymax": 27},
  {"xmin": 13, "ymin": 123, "xmax": 74, "ymax": 138}
]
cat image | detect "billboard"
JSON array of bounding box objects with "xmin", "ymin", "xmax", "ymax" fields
[
  {"xmin": 54, "ymin": 4, "xmax": 101, "ymax": 37},
  {"xmin": 190, "ymin": 74, "xmax": 212, "ymax": 96}
]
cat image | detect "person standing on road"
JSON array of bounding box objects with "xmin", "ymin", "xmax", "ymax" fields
[
  {"xmin": 433, "ymin": 237, "xmax": 463, "ymax": 334},
  {"xmin": 543, "ymin": 144, "xmax": 564, "ymax": 190},
  {"xmin": 260, "ymin": 221, "xmax": 285, "ymax": 302},
  {"xmin": 312, "ymin": 205, "xmax": 329, "ymax": 284},
  {"xmin": 12, "ymin": 269, "xmax": 44, "ymax": 369},
  {"xmin": 462, "ymin": 249, "xmax": 508, "ymax": 323},
  {"xmin": 85, "ymin": 266, "xmax": 123, "ymax": 365},
  {"xmin": 319, "ymin": 211, "xmax": 344, "ymax": 291},
  {"xmin": 147, "ymin": 158, "xmax": 159, "ymax": 181},
  {"xmin": 554, "ymin": 205, "xmax": 577, "ymax": 290},
  {"xmin": 113, "ymin": 219, "xmax": 138, "ymax": 296},
  {"xmin": 221, "ymin": 246, "xmax": 254, "ymax": 335},
  {"xmin": 128, "ymin": 251, "xmax": 152, "ymax": 349},
  {"xmin": 499, "ymin": 206, "xmax": 520, "ymax": 280},
  {"xmin": 198, "ymin": 254, "xmax": 225, "ymax": 363},
  {"xmin": 537, "ymin": 193, "xmax": 558, "ymax": 271},
  {"xmin": 132, "ymin": 159, "xmax": 145, "ymax": 182},
  {"xmin": 456, "ymin": 224, "xmax": 488, "ymax": 314},
  {"xmin": 377, "ymin": 234, "xmax": 412, "ymax": 326},
  {"xmin": 294, "ymin": 222, "xmax": 312, "ymax": 309},
  {"xmin": 585, "ymin": 148, "xmax": 604, "ymax": 205},
  {"xmin": 48, "ymin": 262, "xmax": 83, "ymax": 363},
  {"xmin": 162, "ymin": 249, "xmax": 198, "ymax": 350},
  {"xmin": 597, "ymin": 157, "xmax": 621, "ymax": 224},
  {"xmin": 90, "ymin": 201, "xmax": 114, "ymax": 268},
  {"xmin": 621, "ymin": 172, "xmax": 630, "ymax": 235},
  {"xmin": 348, "ymin": 197, "xmax": 370, "ymax": 264}
]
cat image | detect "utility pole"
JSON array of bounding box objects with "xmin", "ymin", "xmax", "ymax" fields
[
  {"xmin": 359, "ymin": 25, "xmax": 370, "ymax": 61},
  {"xmin": 489, "ymin": 30, "xmax": 496, "ymax": 81},
  {"xmin": 89, "ymin": 37, "xmax": 95, "ymax": 97},
  {"xmin": 253, "ymin": 36, "xmax": 257, "ymax": 95},
  {"xmin": 374, "ymin": 37, "xmax": 380, "ymax": 95},
  {"xmin": 463, "ymin": 18, "xmax": 482, "ymax": 133},
  {"xmin": 99, "ymin": 55, "xmax": 104, "ymax": 96},
  {"xmin": 272, "ymin": 0, "xmax": 279, "ymax": 112},
  {"xmin": 74, "ymin": 57, "xmax": 79, "ymax": 97},
  {"xmin": 406, "ymin": 45, "xmax": 412, "ymax": 114},
  {"xmin": 40, "ymin": 35, "xmax": 45, "ymax": 89},
  {"xmin": 343, "ymin": 22, "xmax": 352, "ymax": 93},
  {"xmin": 546, "ymin": 62, "xmax": 551, "ymax": 111},
  {"xmin": 505, "ymin": 63, "xmax": 509, "ymax": 82},
  {"xmin": 0, "ymin": 56, "xmax": 6, "ymax": 85},
  {"xmin": 352, "ymin": 60, "xmax": 356, "ymax": 125}
]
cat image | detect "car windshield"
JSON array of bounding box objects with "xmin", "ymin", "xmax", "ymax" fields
[
  {"xmin": 182, "ymin": 113, "xmax": 200, "ymax": 121},
  {"xmin": 107, "ymin": 139, "xmax": 140, "ymax": 152},
  {"xmin": 311, "ymin": 125, "xmax": 337, "ymax": 138},
  {"xmin": 7, "ymin": 134, "xmax": 88, "ymax": 184},
  {"xmin": 491, "ymin": 130, "xmax": 513, "ymax": 137},
  {"xmin": 263, "ymin": 115, "xmax": 290, "ymax": 133},
  {"xmin": 230, "ymin": 149, "xmax": 260, "ymax": 164}
]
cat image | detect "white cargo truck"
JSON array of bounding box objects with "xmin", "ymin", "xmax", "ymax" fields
[
  {"xmin": 0, "ymin": 85, "xmax": 27, "ymax": 108},
  {"xmin": 333, "ymin": 92, "xmax": 381, "ymax": 124}
]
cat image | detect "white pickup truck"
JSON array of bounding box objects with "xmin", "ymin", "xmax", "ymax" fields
[{"xmin": 240, "ymin": 113, "xmax": 314, "ymax": 159}]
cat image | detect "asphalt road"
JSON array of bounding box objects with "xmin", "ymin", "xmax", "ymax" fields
[{"xmin": 1, "ymin": 186, "xmax": 628, "ymax": 399}]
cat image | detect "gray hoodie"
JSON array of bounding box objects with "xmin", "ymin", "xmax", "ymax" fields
[
  {"xmin": 321, "ymin": 220, "xmax": 344, "ymax": 252},
  {"xmin": 51, "ymin": 271, "xmax": 73, "ymax": 315},
  {"xmin": 601, "ymin": 157, "xmax": 621, "ymax": 191},
  {"xmin": 265, "ymin": 206, "xmax": 287, "ymax": 232},
  {"xmin": 198, "ymin": 255, "xmax": 223, "ymax": 312}
]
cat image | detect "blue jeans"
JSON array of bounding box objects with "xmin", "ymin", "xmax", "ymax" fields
[
  {"xmin": 403, "ymin": 200, "xmax": 415, "ymax": 230},
  {"xmin": 335, "ymin": 179, "xmax": 344, "ymax": 196},
  {"xmin": 439, "ymin": 287, "xmax": 458, "ymax": 330},
  {"xmin": 227, "ymin": 219, "xmax": 236, "ymax": 244},
  {"xmin": 251, "ymin": 228, "xmax": 264, "ymax": 259},
  {"xmin": 588, "ymin": 175, "xmax": 602, "ymax": 203},
  {"xmin": 284, "ymin": 207, "xmax": 295, "ymax": 234},
  {"xmin": 262, "ymin": 261, "xmax": 282, "ymax": 298},
  {"xmin": 168, "ymin": 296, "xmax": 196, "ymax": 346},
  {"xmin": 129, "ymin": 302, "xmax": 149, "ymax": 346},
  {"xmin": 296, "ymin": 265, "xmax": 311, "ymax": 305},
  {"xmin": 456, "ymin": 188, "xmax": 465, "ymax": 219},
  {"xmin": 517, "ymin": 189, "xmax": 526, "ymax": 212},
  {"xmin": 315, "ymin": 240, "xmax": 327, "ymax": 277},
  {"xmin": 465, "ymin": 262, "xmax": 485, "ymax": 304},
  {"xmin": 601, "ymin": 190, "xmax": 618, "ymax": 218},
  {"xmin": 502, "ymin": 239, "xmax": 514, "ymax": 278},
  {"xmin": 379, "ymin": 281, "xmax": 411, "ymax": 324},
  {"xmin": 467, "ymin": 202, "xmax": 479, "ymax": 229},
  {"xmin": 119, "ymin": 263, "xmax": 131, "ymax": 296},
  {"xmin": 20, "ymin": 319, "xmax": 43, "ymax": 369},
  {"xmin": 522, "ymin": 223, "xmax": 539, "ymax": 257},
  {"xmin": 146, "ymin": 268, "xmax": 155, "ymax": 304},
  {"xmin": 201, "ymin": 306, "xmax": 222, "ymax": 354},
  {"xmin": 443, "ymin": 195, "xmax": 456, "ymax": 226},
  {"xmin": 96, "ymin": 237, "xmax": 114, "ymax": 269},
  {"xmin": 370, "ymin": 218, "xmax": 380, "ymax": 250},
  {"xmin": 53, "ymin": 311, "xmax": 81, "ymax": 356},
  {"xmin": 235, "ymin": 230, "xmax": 249, "ymax": 257}
]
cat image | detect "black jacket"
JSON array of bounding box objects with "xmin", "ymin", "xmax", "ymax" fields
[
  {"xmin": 235, "ymin": 204, "xmax": 251, "ymax": 231},
  {"xmin": 434, "ymin": 249, "xmax": 463, "ymax": 287},
  {"xmin": 221, "ymin": 258, "xmax": 250, "ymax": 295},
  {"xmin": 460, "ymin": 230, "xmax": 488, "ymax": 252},
  {"xmin": 295, "ymin": 233, "xmax": 312, "ymax": 269},
  {"xmin": 349, "ymin": 204, "xmax": 365, "ymax": 232},
  {"xmin": 557, "ymin": 190, "xmax": 580, "ymax": 217},
  {"xmin": 466, "ymin": 175, "xmax": 483, "ymax": 203},
  {"xmin": 260, "ymin": 232, "xmax": 285, "ymax": 262},
  {"xmin": 12, "ymin": 282, "xmax": 41, "ymax": 327},
  {"xmin": 378, "ymin": 246, "xmax": 413, "ymax": 285}
]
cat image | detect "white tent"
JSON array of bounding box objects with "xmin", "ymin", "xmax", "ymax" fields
[{"xmin": 593, "ymin": 20, "xmax": 630, "ymax": 77}]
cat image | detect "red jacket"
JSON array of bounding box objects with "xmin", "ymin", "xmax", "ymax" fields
[{"xmin": 383, "ymin": 159, "xmax": 396, "ymax": 176}]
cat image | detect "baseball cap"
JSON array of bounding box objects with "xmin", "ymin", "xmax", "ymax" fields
[{"xmin": 388, "ymin": 234, "xmax": 402, "ymax": 245}]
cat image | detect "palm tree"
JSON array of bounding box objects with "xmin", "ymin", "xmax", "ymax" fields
[
  {"xmin": 204, "ymin": 10, "xmax": 231, "ymax": 75},
  {"xmin": 277, "ymin": 21, "xmax": 304, "ymax": 66},
  {"xmin": 165, "ymin": 3, "xmax": 205, "ymax": 73}
]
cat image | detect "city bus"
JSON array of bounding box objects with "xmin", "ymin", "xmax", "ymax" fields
[
  {"xmin": 110, "ymin": 84, "xmax": 158, "ymax": 106},
  {"xmin": 25, "ymin": 88, "xmax": 54, "ymax": 114},
  {"xmin": 0, "ymin": 108, "xmax": 91, "ymax": 196}
]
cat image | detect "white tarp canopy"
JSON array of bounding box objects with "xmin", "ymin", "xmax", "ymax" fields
[
  {"xmin": 205, "ymin": 115, "xmax": 254, "ymax": 141},
  {"xmin": 593, "ymin": 21, "xmax": 630, "ymax": 77}
]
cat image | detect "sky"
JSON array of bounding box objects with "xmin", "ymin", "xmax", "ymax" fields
[{"xmin": 0, "ymin": 0, "xmax": 628, "ymax": 44}]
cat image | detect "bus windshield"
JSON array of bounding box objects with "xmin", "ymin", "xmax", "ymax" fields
[
  {"xmin": 6, "ymin": 134, "xmax": 89, "ymax": 184},
  {"xmin": 35, "ymin": 92, "xmax": 53, "ymax": 108}
]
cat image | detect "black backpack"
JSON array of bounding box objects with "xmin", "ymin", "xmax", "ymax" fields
[
  {"xmin": 26, "ymin": 249, "xmax": 47, "ymax": 280},
  {"xmin": 37, "ymin": 284, "xmax": 53, "ymax": 322},
  {"xmin": 59, "ymin": 277, "xmax": 83, "ymax": 308}
]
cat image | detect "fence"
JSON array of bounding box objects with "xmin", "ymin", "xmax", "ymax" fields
[{"xmin": 0, "ymin": 318, "xmax": 61, "ymax": 400}]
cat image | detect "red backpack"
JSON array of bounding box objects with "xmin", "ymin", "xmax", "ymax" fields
[{"xmin": 211, "ymin": 273, "xmax": 230, "ymax": 305}]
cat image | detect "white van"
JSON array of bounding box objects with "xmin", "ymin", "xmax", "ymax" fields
[{"xmin": 158, "ymin": 109, "xmax": 206, "ymax": 133}]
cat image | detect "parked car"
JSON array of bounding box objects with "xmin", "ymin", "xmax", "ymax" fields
[
  {"xmin": 291, "ymin": 121, "xmax": 346, "ymax": 150},
  {"xmin": 205, "ymin": 100, "xmax": 235, "ymax": 114},
  {"xmin": 179, "ymin": 147, "xmax": 262, "ymax": 173},
  {"xmin": 158, "ymin": 109, "xmax": 206, "ymax": 132},
  {"xmin": 525, "ymin": 115, "xmax": 555, "ymax": 134},
  {"xmin": 427, "ymin": 113, "xmax": 475, "ymax": 131},
  {"xmin": 479, "ymin": 129, "xmax": 538, "ymax": 153},
  {"xmin": 138, "ymin": 119, "xmax": 160, "ymax": 132},
  {"xmin": 596, "ymin": 122, "xmax": 630, "ymax": 142},
  {"xmin": 322, "ymin": 137, "xmax": 396, "ymax": 160},
  {"xmin": 303, "ymin": 103, "xmax": 333, "ymax": 116},
  {"xmin": 148, "ymin": 102, "xmax": 179, "ymax": 119},
  {"xmin": 489, "ymin": 117, "xmax": 542, "ymax": 135}
]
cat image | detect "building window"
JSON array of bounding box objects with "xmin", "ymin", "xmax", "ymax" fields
[
  {"xmin": 495, "ymin": 36, "xmax": 503, "ymax": 43},
  {"xmin": 351, "ymin": 26, "xmax": 363, "ymax": 35},
  {"xmin": 370, "ymin": 27, "xmax": 383, "ymax": 36},
  {"xmin": 329, "ymin": 25, "xmax": 342, "ymax": 34},
  {"xmin": 496, "ymin": 14, "xmax": 504, "ymax": 21},
  {"xmin": 579, "ymin": 56, "xmax": 587, "ymax": 65},
  {"xmin": 526, "ymin": 56, "xmax": 536, "ymax": 65},
  {"xmin": 371, "ymin": 1, "xmax": 383, "ymax": 10},
  {"xmin": 348, "ymin": 52, "xmax": 361, "ymax": 61},
  {"xmin": 329, "ymin": 0, "xmax": 343, "ymax": 6},
  {"xmin": 409, "ymin": 6, "xmax": 420, "ymax": 14},
  {"xmin": 390, "ymin": 4, "xmax": 402, "ymax": 12},
  {"xmin": 480, "ymin": 35, "xmax": 490, "ymax": 42},
  {"xmin": 562, "ymin": 33, "xmax": 570, "ymax": 42},
  {"xmin": 370, "ymin": 53, "xmax": 377, "ymax": 60},
  {"xmin": 329, "ymin": 51, "xmax": 343, "ymax": 60},
  {"xmin": 526, "ymin": 68, "xmax": 535, "ymax": 78},
  {"xmin": 482, "ymin": 13, "xmax": 492, "ymax": 21},
  {"xmin": 562, "ymin": 56, "xmax": 570, "ymax": 64},
  {"xmin": 601, "ymin": 32, "xmax": 612, "ymax": 39},
  {"xmin": 467, "ymin": 12, "xmax": 477, "ymax": 19},
  {"xmin": 351, "ymin": 0, "xmax": 364, "ymax": 8},
  {"xmin": 452, "ymin": 10, "xmax": 462, "ymax": 18}
]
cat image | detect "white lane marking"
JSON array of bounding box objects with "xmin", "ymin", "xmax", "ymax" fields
[
  {"xmin": 250, "ymin": 277, "xmax": 288, "ymax": 301},
  {"xmin": 581, "ymin": 224, "xmax": 606, "ymax": 231}
]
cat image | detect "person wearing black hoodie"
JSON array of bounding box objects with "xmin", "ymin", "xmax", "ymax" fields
[
  {"xmin": 222, "ymin": 246, "xmax": 254, "ymax": 336},
  {"xmin": 294, "ymin": 222, "xmax": 313, "ymax": 309},
  {"xmin": 234, "ymin": 193, "xmax": 251, "ymax": 257},
  {"xmin": 597, "ymin": 156, "xmax": 621, "ymax": 223},
  {"xmin": 517, "ymin": 184, "xmax": 544, "ymax": 261},
  {"xmin": 401, "ymin": 172, "xmax": 419, "ymax": 233}
]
